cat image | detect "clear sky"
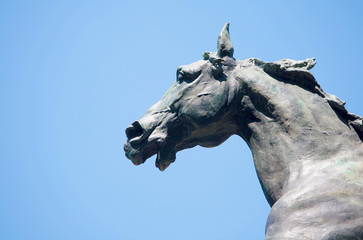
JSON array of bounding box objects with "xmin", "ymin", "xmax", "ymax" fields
[{"xmin": 1, "ymin": 1, "xmax": 362, "ymax": 239}]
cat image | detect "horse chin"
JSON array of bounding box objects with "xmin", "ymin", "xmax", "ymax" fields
[
  {"xmin": 124, "ymin": 135, "xmax": 177, "ymax": 171},
  {"xmin": 155, "ymin": 146, "xmax": 176, "ymax": 171}
]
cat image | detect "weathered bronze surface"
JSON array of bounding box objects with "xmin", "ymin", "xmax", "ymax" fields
[{"xmin": 124, "ymin": 23, "xmax": 363, "ymax": 239}]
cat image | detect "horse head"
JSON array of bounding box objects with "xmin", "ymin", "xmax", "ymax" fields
[
  {"xmin": 124, "ymin": 23, "xmax": 363, "ymax": 239},
  {"xmin": 124, "ymin": 23, "xmax": 241, "ymax": 171}
]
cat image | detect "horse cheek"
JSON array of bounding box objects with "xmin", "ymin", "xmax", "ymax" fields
[{"xmin": 180, "ymin": 96, "xmax": 220, "ymax": 126}]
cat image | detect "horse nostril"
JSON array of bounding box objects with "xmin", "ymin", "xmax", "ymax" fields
[{"xmin": 126, "ymin": 121, "xmax": 144, "ymax": 139}]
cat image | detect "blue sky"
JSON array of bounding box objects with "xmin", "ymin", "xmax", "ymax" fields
[{"xmin": 1, "ymin": 1, "xmax": 362, "ymax": 239}]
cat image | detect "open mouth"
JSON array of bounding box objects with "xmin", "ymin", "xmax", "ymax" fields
[
  {"xmin": 124, "ymin": 121, "xmax": 175, "ymax": 171},
  {"xmin": 124, "ymin": 140, "xmax": 175, "ymax": 171}
]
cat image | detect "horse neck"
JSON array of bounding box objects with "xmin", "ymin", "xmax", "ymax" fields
[{"xmin": 234, "ymin": 65, "xmax": 362, "ymax": 206}]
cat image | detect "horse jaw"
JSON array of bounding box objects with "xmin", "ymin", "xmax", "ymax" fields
[
  {"xmin": 124, "ymin": 138, "xmax": 177, "ymax": 171},
  {"xmin": 124, "ymin": 113, "xmax": 181, "ymax": 171},
  {"xmin": 155, "ymin": 145, "xmax": 176, "ymax": 171}
]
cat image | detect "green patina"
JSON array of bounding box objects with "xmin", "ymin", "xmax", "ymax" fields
[
  {"xmin": 297, "ymin": 99, "xmax": 306, "ymax": 111},
  {"xmin": 336, "ymin": 159, "xmax": 359, "ymax": 177},
  {"xmin": 268, "ymin": 83, "xmax": 277, "ymax": 93},
  {"xmin": 214, "ymin": 93, "xmax": 222, "ymax": 105},
  {"xmin": 345, "ymin": 169, "xmax": 355, "ymax": 177},
  {"xmin": 336, "ymin": 158, "xmax": 347, "ymax": 165},
  {"xmin": 346, "ymin": 162, "xmax": 359, "ymax": 176}
]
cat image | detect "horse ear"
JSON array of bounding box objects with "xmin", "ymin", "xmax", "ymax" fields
[{"xmin": 217, "ymin": 23, "xmax": 234, "ymax": 58}]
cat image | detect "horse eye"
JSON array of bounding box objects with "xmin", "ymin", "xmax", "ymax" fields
[
  {"xmin": 176, "ymin": 68, "xmax": 201, "ymax": 83},
  {"xmin": 177, "ymin": 71, "xmax": 184, "ymax": 81}
]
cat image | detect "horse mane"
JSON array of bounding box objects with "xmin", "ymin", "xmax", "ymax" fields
[{"xmin": 247, "ymin": 57, "xmax": 363, "ymax": 141}]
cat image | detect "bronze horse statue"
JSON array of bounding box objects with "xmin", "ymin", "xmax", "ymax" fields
[{"xmin": 124, "ymin": 23, "xmax": 363, "ymax": 239}]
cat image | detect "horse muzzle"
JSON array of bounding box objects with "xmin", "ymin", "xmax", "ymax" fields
[
  {"xmin": 124, "ymin": 110, "xmax": 180, "ymax": 171},
  {"xmin": 124, "ymin": 120, "xmax": 156, "ymax": 164}
]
